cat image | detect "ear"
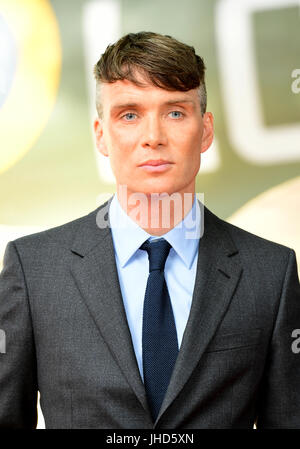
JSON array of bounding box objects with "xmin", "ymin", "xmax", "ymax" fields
[
  {"xmin": 200, "ymin": 112, "xmax": 214, "ymax": 154},
  {"xmin": 94, "ymin": 118, "xmax": 108, "ymax": 157}
]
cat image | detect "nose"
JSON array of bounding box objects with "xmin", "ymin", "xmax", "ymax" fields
[{"xmin": 141, "ymin": 115, "xmax": 167, "ymax": 149}]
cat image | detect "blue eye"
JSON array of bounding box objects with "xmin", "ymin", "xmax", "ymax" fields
[
  {"xmin": 169, "ymin": 111, "xmax": 183, "ymax": 119},
  {"xmin": 123, "ymin": 112, "xmax": 137, "ymax": 121}
]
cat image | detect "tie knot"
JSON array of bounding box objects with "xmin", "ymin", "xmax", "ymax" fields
[{"xmin": 140, "ymin": 238, "xmax": 171, "ymax": 272}]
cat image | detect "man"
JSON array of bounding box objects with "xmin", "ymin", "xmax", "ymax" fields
[{"xmin": 0, "ymin": 32, "xmax": 299, "ymax": 429}]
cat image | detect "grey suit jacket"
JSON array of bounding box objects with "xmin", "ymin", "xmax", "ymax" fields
[{"xmin": 0, "ymin": 199, "xmax": 299, "ymax": 429}]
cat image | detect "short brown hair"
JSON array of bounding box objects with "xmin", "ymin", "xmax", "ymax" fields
[{"xmin": 94, "ymin": 31, "xmax": 207, "ymax": 117}]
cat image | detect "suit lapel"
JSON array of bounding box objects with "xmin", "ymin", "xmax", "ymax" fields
[
  {"xmin": 69, "ymin": 199, "xmax": 151, "ymax": 417},
  {"xmin": 155, "ymin": 206, "xmax": 243, "ymax": 425}
]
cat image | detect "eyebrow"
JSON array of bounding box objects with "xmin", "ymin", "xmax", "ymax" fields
[
  {"xmin": 164, "ymin": 99, "xmax": 195, "ymax": 106},
  {"xmin": 111, "ymin": 103, "xmax": 140, "ymax": 112},
  {"xmin": 110, "ymin": 99, "xmax": 195, "ymax": 112}
]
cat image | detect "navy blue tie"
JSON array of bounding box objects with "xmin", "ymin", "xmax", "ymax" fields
[{"xmin": 140, "ymin": 238, "xmax": 179, "ymax": 421}]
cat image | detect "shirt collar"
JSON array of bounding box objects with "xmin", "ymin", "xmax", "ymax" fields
[{"xmin": 109, "ymin": 193, "xmax": 201, "ymax": 269}]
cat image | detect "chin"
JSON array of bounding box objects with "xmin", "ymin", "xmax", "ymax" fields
[
  {"xmin": 143, "ymin": 179, "xmax": 179, "ymax": 194},
  {"xmin": 141, "ymin": 185, "xmax": 177, "ymax": 196}
]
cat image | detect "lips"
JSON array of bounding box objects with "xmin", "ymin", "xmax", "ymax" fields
[
  {"xmin": 138, "ymin": 159, "xmax": 173, "ymax": 173},
  {"xmin": 139, "ymin": 159, "xmax": 173, "ymax": 166}
]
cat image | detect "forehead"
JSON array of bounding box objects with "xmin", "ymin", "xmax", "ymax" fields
[{"xmin": 100, "ymin": 77, "xmax": 200, "ymax": 111}]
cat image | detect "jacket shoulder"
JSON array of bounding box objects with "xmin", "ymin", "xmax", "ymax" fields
[
  {"xmin": 11, "ymin": 204, "xmax": 105, "ymax": 252},
  {"xmin": 205, "ymin": 206, "xmax": 293, "ymax": 262},
  {"xmin": 218, "ymin": 217, "xmax": 293, "ymax": 269}
]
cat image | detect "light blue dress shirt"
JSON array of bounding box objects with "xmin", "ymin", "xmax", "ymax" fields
[{"xmin": 109, "ymin": 194, "xmax": 201, "ymax": 382}]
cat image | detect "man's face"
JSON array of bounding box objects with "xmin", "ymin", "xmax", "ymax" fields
[{"xmin": 94, "ymin": 72, "xmax": 213, "ymax": 198}]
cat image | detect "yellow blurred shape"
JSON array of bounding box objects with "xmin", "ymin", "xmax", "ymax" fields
[
  {"xmin": 228, "ymin": 177, "xmax": 300, "ymax": 276},
  {"xmin": 0, "ymin": 0, "xmax": 61, "ymax": 174}
]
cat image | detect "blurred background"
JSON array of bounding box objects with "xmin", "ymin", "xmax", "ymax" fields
[{"xmin": 0, "ymin": 0, "xmax": 299, "ymax": 428}]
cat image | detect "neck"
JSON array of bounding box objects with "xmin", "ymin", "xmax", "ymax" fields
[{"xmin": 116, "ymin": 185, "xmax": 195, "ymax": 236}]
